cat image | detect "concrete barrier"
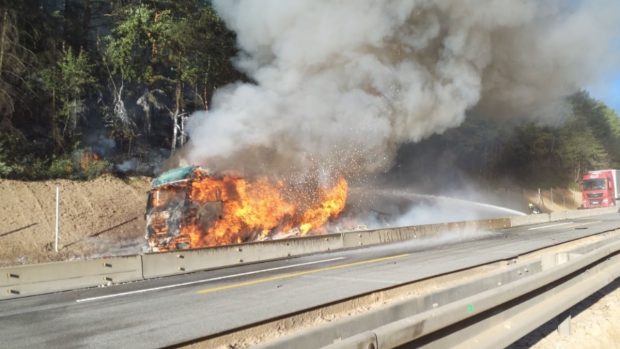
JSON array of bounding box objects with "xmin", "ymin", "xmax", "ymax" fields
[
  {"xmin": 477, "ymin": 218, "xmax": 512, "ymax": 230},
  {"xmin": 342, "ymin": 230, "xmax": 384, "ymax": 248},
  {"xmin": 341, "ymin": 219, "xmax": 510, "ymax": 248},
  {"xmin": 143, "ymin": 218, "xmax": 509, "ymax": 278},
  {"xmin": 552, "ymin": 206, "xmax": 618, "ymax": 221},
  {"xmin": 0, "ymin": 255, "xmax": 143, "ymax": 300},
  {"xmin": 1, "ymin": 209, "xmax": 607, "ymax": 299},
  {"xmin": 259, "ymin": 236, "xmax": 620, "ymax": 349},
  {"xmin": 509, "ymin": 214, "xmax": 550, "ymax": 227},
  {"xmin": 342, "ymin": 225, "xmax": 451, "ymax": 248},
  {"xmin": 509, "ymin": 207, "xmax": 618, "ymax": 228},
  {"xmin": 0, "ymin": 218, "xmax": 510, "ymax": 298},
  {"xmin": 142, "ymin": 234, "xmax": 343, "ymax": 279}
]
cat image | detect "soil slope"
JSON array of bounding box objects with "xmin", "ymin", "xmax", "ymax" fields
[{"xmin": 0, "ymin": 175, "xmax": 151, "ymax": 266}]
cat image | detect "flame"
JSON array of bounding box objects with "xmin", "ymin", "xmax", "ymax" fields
[
  {"xmin": 299, "ymin": 177, "xmax": 348, "ymax": 235},
  {"xmin": 179, "ymin": 171, "xmax": 348, "ymax": 248}
]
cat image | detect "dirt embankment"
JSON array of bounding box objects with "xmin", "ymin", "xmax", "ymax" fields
[
  {"xmin": 523, "ymin": 187, "xmax": 582, "ymax": 212},
  {"xmin": 0, "ymin": 175, "xmax": 151, "ymax": 266}
]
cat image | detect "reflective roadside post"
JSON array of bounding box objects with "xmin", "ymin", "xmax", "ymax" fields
[{"xmin": 55, "ymin": 185, "xmax": 60, "ymax": 253}]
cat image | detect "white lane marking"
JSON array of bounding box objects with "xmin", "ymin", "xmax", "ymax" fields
[
  {"xmin": 528, "ymin": 220, "xmax": 602, "ymax": 231},
  {"xmin": 566, "ymin": 221, "xmax": 601, "ymax": 229},
  {"xmin": 76, "ymin": 256, "xmax": 346, "ymax": 303},
  {"xmin": 528, "ymin": 222, "xmax": 574, "ymax": 231}
]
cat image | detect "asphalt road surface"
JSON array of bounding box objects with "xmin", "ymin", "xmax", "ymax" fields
[{"xmin": 2, "ymin": 213, "xmax": 620, "ymax": 348}]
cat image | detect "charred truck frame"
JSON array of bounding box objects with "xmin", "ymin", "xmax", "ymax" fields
[
  {"xmin": 145, "ymin": 166, "xmax": 221, "ymax": 252},
  {"xmin": 146, "ymin": 165, "xmax": 349, "ymax": 252}
]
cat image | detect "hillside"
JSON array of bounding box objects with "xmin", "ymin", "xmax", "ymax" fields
[{"xmin": 0, "ymin": 175, "xmax": 151, "ymax": 266}]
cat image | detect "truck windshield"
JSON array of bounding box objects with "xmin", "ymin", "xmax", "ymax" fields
[
  {"xmin": 148, "ymin": 186, "xmax": 188, "ymax": 209},
  {"xmin": 583, "ymin": 179, "xmax": 606, "ymax": 190}
]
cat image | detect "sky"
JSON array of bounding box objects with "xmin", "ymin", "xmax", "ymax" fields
[
  {"xmin": 590, "ymin": 70, "xmax": 620, "ymax": 114},
  {"xmin": 589, "ymin": 19, "xmax": 620, "ymax": 114},
  {"xmin": 560, "ymin": 0, "xmax": 620, "ymax": 114}
]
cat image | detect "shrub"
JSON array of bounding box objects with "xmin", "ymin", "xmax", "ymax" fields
[
  {"xmin": 82, "ymin": 159, "xmax": 111, "ymax": 180},
  {"xmin": 0, "ymin": 161, "xmax": 13, "ymax": 177},
  {"xmin": 48, "ymin": 157, "xmax": 74, "ymax": 178}
]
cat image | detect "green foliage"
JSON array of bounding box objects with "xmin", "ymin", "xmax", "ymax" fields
[
  {"xmin": 34, "ymin": 151, "xmax": 111, "ymax": 180},
  {"xmin": 104, "ymin": 4, "xmax": 173, "ymax": 84},
  {"xmin": 48, "ymin": 157, "xmax": 74, "ymax": 178},
  {"xmin": 2, "ymin": 1, "xmax": 618, "ymax": 189},
  {"xmin": 0, "ymin": 128, "xmax": 24, "ymax": 177},
  {"xmin": 397, "ymin": 91, "xmax": 620, "ymax": 189},
  {"xmin": 40, "ymin": 45, "xmax": 96, "ymax": 151},
  {"xmin": 492, "ymin": 92, "xmax": 620, "ymax": 188},
  {"xmin": 0, "ymin": 161, "xmax": 12, "ymax": 177},
  {"xmin": 104, "ymin": 1, "xmax": 240, "ymax": 106},
  {"xmin": 101, "ymin": 1, "xmax": 242, "ymax": 154},
  {"xmin": 0, "ymin": 139, "xmax": 13, "ymax": 177},
  {"xmin": 0, "ymin": 1, "xmax": 244, "ymax": 180},
  {"xmin": 81, "ymin": 159, "xmax": 111, "ymax": 180},
  {"xmin": 10, "ymin": 156, "xmax": 48, "ymax": 180}
]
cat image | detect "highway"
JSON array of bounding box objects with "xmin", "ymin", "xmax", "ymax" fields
[{"xmin": 1, "ymin": 213, "xmax": 620, "ymax": 348}]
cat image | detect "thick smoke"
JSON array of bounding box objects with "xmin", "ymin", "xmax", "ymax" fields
[{"xmin": 185, "ymin": 0, "xmax": 619, "ymax": 181}]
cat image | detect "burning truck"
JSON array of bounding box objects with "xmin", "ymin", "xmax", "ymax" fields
[{"xmin": 145, "ymin": 166, "xmax": 348, "ymax": 252}]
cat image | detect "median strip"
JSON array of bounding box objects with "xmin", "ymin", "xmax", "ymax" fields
[{"xmin": 196, "ymin": 253, "xmax": 410, "ymax": 295}]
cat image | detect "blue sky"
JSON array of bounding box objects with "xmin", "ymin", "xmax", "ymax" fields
[
  {"xmin": 589, "ymin": 70, "xmax": 620, "ymax": 114},
  {"xmin": 574, "ymin": 0, "xmax": 620, "ymax": 114}
]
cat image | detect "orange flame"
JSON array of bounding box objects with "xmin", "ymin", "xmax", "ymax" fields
[
  {"xmin": 299, "ymin": 177, "xmax": 348, "ymax": 235},
  {"xmin": 180, "ymin": 173, "xmax": 348, "ymax": 248}
]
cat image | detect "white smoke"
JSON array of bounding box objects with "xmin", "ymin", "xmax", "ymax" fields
[{"xmin": 186, "ymin": 0, "xmax": 620, "ymax": 180}]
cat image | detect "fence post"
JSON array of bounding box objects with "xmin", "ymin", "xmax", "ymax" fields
[{"xmin": 550, "ymin": 188, "xmax": 554, "ymax": 206}]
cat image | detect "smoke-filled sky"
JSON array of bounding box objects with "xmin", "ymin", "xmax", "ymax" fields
[{"xmin": 185, "ymin": 0, "xmax": 620, "ymax": 182}]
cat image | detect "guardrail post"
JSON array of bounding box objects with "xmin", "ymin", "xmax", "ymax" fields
[{"xmin": 557, "ymin": 314, "xmax": 571, "ymax": 336}]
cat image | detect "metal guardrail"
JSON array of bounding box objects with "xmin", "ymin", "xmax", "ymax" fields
[
  {"xmin": 0, "ymin": 207, "xmax": 615, "ymax": 300},
  {"xmin": 257, "ymin": 233, "xmax": 620, "ymax": 349}
]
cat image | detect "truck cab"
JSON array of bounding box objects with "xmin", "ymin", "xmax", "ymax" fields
[
  {"xmin": 581, "ymin": 170, "xmax": 620, "ymax": 208},
  {"xmin": 145, "ymin": 166, "xmax": 223, "ymax": 252}
]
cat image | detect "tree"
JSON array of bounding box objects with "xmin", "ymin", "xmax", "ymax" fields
[
  {"xmin": 41, "ymin": 45, "xmax": 96, "ymax": 152},
  {"xmin": 0, "ymin": 8, "xmax": 35, "ymax": 121},
  {"xmin": 103, "ymin": 1, "xmax": 241, "ymax": 154},
  {"xmin": 555, "ymin": 92, "xmax": 619, "ymax": 181}
]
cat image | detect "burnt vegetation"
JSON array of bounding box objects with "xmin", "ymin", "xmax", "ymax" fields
[{"xmin": 0, "ymin": 1, "xmax": 618, "ymax": 189}]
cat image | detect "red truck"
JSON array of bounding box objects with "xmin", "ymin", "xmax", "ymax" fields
[{"xmin": 581, "ymin": 169, "xmax": 620, "ymax": 208}]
